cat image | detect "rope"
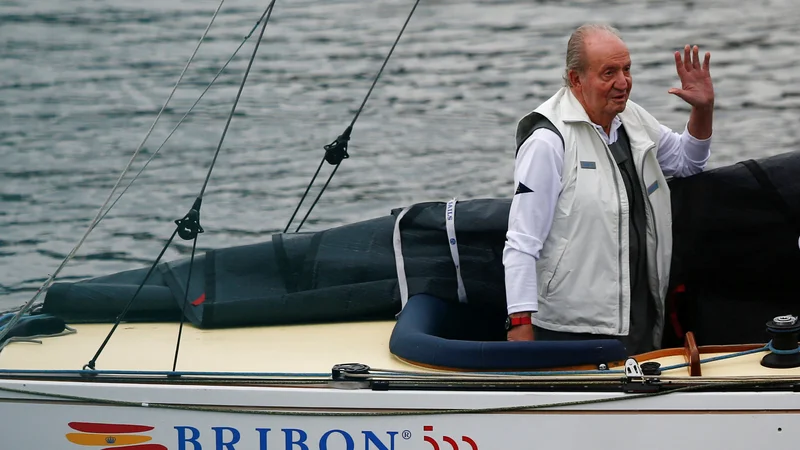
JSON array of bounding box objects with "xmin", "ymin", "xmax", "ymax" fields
[
  {"xmin": 0, "ymin": 379, "xmax": 795, "ymax": 417},
  {"xmin": 283, "ymin": 0, "xmax": 422, "ymax": 233},
  {"xmin": 660, "ymin": 344, "xmax": 769, "ymax": 372},
  {"xmin": 0, "ymin": 340, "xmax": 778, "ymax": 382},
  {"xmin": 378, "ymin": 343, "xmax": 770, "ymax": 377},
  {"xmin": 0, "ymin": 0, "xmax": 227, "ymax": 346},
  {"xmin": 0, "ymin": 368, "xmax": 330, "ymax": 378},
  {"xmin": 0, "ymin": 326, "xmax": 77, "ymax": 352},
  {"xmin": 376, "ymin": 344, "xmax": 769, "ymax": 378},
  {"xmin": 0, "ymin": 367, "xmax": 616, "ymax": 380},
  {"xmin": 370, "ymin": 367, "xmax": 625, "ymax": 377},
  {"xmin": 768, "ymin": 339, "xmax": 800, "ymax": 355}
]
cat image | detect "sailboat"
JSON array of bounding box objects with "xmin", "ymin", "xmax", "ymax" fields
[{"xmin": 2, "ymin": 1, "xmax": 800, "ymax": 448}]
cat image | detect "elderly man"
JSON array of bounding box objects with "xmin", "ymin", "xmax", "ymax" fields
[{"xmin": 502, "ymin": 24, "xmax": 715, "ymax": 354}]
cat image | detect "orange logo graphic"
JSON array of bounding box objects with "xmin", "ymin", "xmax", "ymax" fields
[{"xmin": 66, "ymin": 422, "xmax": 167, "ymax": 449}]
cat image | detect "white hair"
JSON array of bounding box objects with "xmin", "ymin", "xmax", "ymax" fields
[{"xmin": 563, "ymin": 24, "xmax": 623, "ymax": 87}]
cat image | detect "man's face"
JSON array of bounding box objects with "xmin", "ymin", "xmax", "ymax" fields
[{"xmin": 571, "ymin": 33, "xmax": 632, "ymax": 124}]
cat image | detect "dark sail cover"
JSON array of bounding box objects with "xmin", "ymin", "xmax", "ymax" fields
[
  {"xmin": 666, "ymin": 150, "xmax": 800, "ymax": 345},
  {"xmin": 42, "ymin": 199, "xmax": 510, "ymax": 328}
]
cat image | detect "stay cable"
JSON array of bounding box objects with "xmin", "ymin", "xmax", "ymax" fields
[{"xmin": 283, "ymin": 0, "xmax": 422, "ymax": 233}]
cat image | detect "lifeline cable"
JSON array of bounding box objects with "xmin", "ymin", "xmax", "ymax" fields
[
  {"xmin": 283, "ymin": 0, "xmax": 422, "ymax": 233},
  {"xmin": 0, "ymin": 378, "xmax": 797, "ymax": 417}
]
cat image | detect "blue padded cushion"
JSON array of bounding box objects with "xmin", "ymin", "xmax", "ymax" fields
[{"xmin": 389, "ymin": 294, "xmax": 628, "ymax": 371}]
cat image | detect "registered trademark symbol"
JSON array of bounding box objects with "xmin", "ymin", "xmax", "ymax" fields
[{"xmin": 402, "ymin": 430, "xmax": 412, "ymax": 440}]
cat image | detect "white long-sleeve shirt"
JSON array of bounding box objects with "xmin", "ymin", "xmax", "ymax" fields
[{"xmin": 503, "ymin": 116, "xmax": 712, "ymax": 314}]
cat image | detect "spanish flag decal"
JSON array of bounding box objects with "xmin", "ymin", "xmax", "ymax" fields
[{"xmin": 66, "ymin": 422, "xmax": 167, "ymax": 449}]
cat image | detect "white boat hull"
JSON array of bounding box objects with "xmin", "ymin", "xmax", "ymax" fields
[
  {"xmin": 2, "ymin": 321, "xmax": 799, "ymax": 449},
  {"xmin": 2, "ymin": 378, "xmax": 799, "ymax": 449}
]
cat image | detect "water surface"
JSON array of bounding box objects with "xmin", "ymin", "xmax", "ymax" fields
[{"xmin": 2, "ymin": 0, "xmax": 799, "ymax": 309}]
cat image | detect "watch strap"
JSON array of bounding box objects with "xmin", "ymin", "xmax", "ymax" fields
[{"xmin": 509, "ymin": 316, "xmax": 532, "ymax": 327}]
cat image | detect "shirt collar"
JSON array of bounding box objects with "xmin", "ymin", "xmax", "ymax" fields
[{"xmin": 589, "ymin": 115, "xmax": 622, "ymax": 145}]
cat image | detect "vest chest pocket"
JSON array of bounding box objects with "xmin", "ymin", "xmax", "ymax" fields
[{"xmin": 572, "ymin": 153, "xmax": 619, "ymax": 221}]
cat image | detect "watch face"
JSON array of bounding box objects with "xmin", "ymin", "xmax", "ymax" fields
[{"xmin": 504, "ymin": 316, "xmax": 512, "ymax": 331}]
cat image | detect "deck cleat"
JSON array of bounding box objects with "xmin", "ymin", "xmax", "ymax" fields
[{"xmin": 329, "ymin": 363, "xmax": 372, "ymax": 389}]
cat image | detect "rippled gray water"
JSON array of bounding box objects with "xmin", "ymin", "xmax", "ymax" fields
[{"xmin": 1, "ymin": 0, "xmax": 799, "ymax": 309}]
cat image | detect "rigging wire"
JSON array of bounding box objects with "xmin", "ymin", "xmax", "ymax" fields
[
  {"xmin": 93, "ymin": 3, "xmax": 277, "ymax": 229},
  {"xmin": 170, "ymin": 0, "xmax": 277, "ymax": 371},
  {"xmin": 84, "ymin": 0, "xmax": 278, "ymax": 371},
  {"xmin": 197, "ymin": 1, "xmax": 275, "ymax": 199},
  {"xmin": 4, "ymin": 0, "xmax": 420, "ymax": 365},
  {"xmin": 172, "ymin": 235, "xmax": 199, "ymax": 372},
  {"xmin": 283, "ymin": 0, "xmax": 422, "ymax": 233},
  {"xmin": 0, "ymin": 0, "xmax": 227, "ymax": 344},
  {"xmin": 0, "ymin": 6, "xmax": 276, "ymax": 319}
]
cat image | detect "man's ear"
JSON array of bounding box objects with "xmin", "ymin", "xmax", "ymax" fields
[{"xmin": 568, "ymin": 69, "xmax": 581, "ymax": 88}]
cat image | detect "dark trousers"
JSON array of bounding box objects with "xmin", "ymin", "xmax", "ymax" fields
[
  {"xmin": 534, "ymin": 326, "xmax": 620, "ymax": 342},
  {"xmin": 534, "ymin": 326, "xmax": 653, "ymax": 355}
]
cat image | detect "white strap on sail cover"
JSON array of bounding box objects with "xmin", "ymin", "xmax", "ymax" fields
[
  {"xmin": 394, "ymin": 199, "xmax": 468, "ymax": 312},
  {"xmin": 446, "ymin": 198, "xmax": 468, "ymax": 303},
  {"xmin": 393, "ymin": 206, "xmax": 412, "ymax": 310}
]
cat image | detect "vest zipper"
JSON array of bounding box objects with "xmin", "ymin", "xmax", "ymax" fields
[
  {"xmin": 638, "ymin": 143, "xmax": 660, "ymax": 339},
  {"xmin": 637, "ymin": 144, "xmax": 658, "ymax": 287},
  {"xmin": 596, "ymin": 131, "xmax": 626, "ymax": 335}
]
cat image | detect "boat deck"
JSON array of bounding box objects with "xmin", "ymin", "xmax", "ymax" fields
[
  {"xmin": 0, "ymin": 320, "xmax": 798, "ymax": 379},
  {"xmin": 0, "ymin": 320, "xmax": 407, "ymax": 374}
]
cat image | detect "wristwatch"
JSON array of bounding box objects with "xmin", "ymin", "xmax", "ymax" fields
[{"xmin": 504, "ymin": 315, "xmax": 532, "ymax": 331}]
